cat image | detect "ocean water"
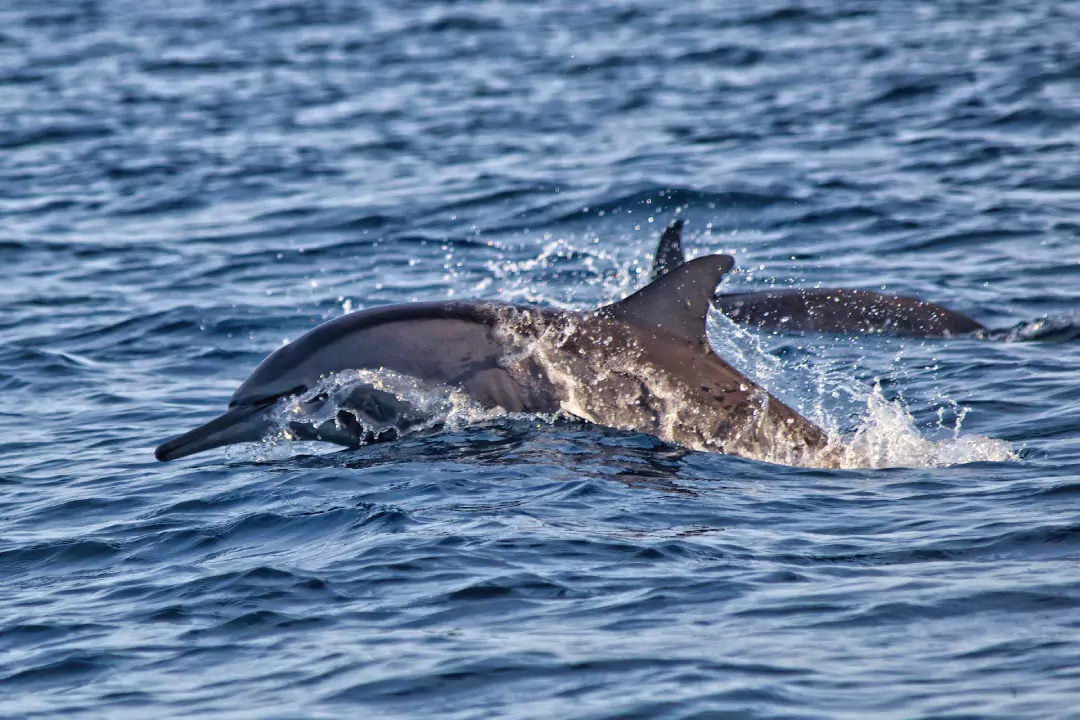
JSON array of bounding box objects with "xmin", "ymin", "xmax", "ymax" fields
[{"xmin": 2, "ymin": 0, "xmax": 1080, "ymax": 717}]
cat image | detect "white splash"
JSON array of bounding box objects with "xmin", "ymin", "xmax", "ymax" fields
[
  {"xmin": 825, "ymin": 382, "xmax": 1015, "ymax": 469},
  {"xmin": 231, "ymin": 369, "xmax": 550, "ymax": 463},
  {"xmin": 706, "ymin": 312, "xmax": 1016, "ymax": 469}
]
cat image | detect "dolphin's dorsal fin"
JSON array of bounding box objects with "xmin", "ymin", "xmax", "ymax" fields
[
  {"xmin": 599, "ymin": 254, "xmax": 735, "ymax": 346},
  {"xmin": 651, "ymin": 220, "xmax": 687, "ymax": 281}
]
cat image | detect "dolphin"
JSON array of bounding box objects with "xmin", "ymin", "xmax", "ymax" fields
[
  {"xmin": 156, "ymin": 255, "xmax": 829, "ymax": 465},
  {"xmin": 652, "ymin": 221, "xmax": 985, "ymax": 337}
]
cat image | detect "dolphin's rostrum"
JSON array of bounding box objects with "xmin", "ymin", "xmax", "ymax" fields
[{"xmin": 156, "ymin": 254, "xmax": 830, "ymax": 465}]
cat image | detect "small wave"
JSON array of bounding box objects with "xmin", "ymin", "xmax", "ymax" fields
[
  {"xmin": 139, "ymin": 56, "xmax": 260, "ymax": 75},
  {"xmin": 0, "ymin": 539, "xmax": 120, "ymax": 574},
  {"xmin": 0, "ymin": 653, "xmax": 113, "ymax": 691},
  {"xmin": 677, "ymin": 44, "xmax": 764, "ymax": 67},
  {"xmin": 893, "ymin": 228, "xmax": 1037, "ymax": 254},
  {"xmin": 977, "ymin": 315, "xmax": 1080, "ymax": 343},
  {"xmin": 106, "ymin": 189, "xmax": 207, "ymax": 217},
  {"xmin": 421, "ymin": 15, "xmax": 505, "ymax": 34},
  {"xmin": 0, "ymin": 123, "xmax": 113, "ymax": 150},
  {"xmin": 578, "ymin": 187, "xmax": 799, "ymax": 222},
  {"xmin": 739, "ymin": 6, "xmax": 872, "ymax": 26},
  {"xmin": 250, "ymin": 2, "xmax": 370, "ymax": 29}
]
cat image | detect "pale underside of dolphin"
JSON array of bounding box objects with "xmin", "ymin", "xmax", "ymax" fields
[
  {"xmin": 156, "ymin": 255, "xmax": 829, "ymax": 465},
  {"xmin": 653, "ymin": 221, "xmax": 985, "ymax": 337}
]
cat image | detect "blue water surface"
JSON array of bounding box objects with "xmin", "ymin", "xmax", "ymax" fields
[{"xmin": 2, "ymin": 0, "xmax": 1080, "ymax": 717}]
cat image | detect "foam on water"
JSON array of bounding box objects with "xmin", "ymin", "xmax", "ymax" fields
[{"xmin": 979, "ymin": 313, "xmax": 1080, "ymax": 343}]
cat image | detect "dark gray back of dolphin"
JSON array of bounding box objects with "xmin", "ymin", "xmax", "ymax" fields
[
  {"xmin": 712, "ymin": 289, "xmax": 985, "ymax": 337},
  {"xmin": 650, "ymin": 221, "xmax": 985, "ymax": 338},
  {"xmin": 229, "ymin": 303, "xmax": 511, "ymax": 408}
]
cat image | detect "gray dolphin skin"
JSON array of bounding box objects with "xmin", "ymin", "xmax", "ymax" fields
[
  {"xmin": 652, "ymin": 220, "xmax": 985, "ymax": 337},
  {"xmin": 156, "ymin": 255, "xmax": 829, "ymax": 464}
]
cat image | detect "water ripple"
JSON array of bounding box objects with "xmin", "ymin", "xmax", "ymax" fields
[{"xmin": 1, "ymin": 0, "xmax": 1079, "ymax": 717}]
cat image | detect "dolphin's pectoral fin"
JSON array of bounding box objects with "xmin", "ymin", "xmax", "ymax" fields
[
  {"xmin": 287, "ymin": 382, "xmax": 428, "ymax": 449},
  {"xmin": 289, "ymin": 411, "xmax": 402, "ymax": 448},
  {"xmin": 651, "ymin": 220, "xmax": 686, "ymax": 281},
  {"xmin": 334, "ymin": 383, "xmax": 424, "ymax": 429},
  {"xmin": 598, "ymin": 255, "xmax": 735, "ymax": 347}
]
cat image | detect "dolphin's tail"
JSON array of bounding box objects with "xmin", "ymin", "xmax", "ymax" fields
[{"xmin": 155, "ymin": 405, "xmax": 272, "ymax": 461}]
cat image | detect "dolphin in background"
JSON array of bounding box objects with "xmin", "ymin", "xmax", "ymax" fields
[
  {"xmin": 651, "ymin": 221, "xmax": 986, "ymax": 337},
  {"xmin": 156, "ymin": 255, "xmax": 831, "ymax": 466}
]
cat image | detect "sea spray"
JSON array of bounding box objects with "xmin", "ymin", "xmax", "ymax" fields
[
  {"xmin": 706, "ymin": 312, "xmax": 1015, "ymax": 469},
  {"xmin": 231, "ymin": 369, "xmax": 566, "ymax": 463}
]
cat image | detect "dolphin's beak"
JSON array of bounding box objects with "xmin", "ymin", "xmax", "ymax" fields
[{"xmin": 155, "ymin": 405, "xmax": 273, "ymax": 461}]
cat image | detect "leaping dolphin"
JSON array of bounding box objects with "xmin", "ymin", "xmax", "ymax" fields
[
  {"xmin": 652, "ymin": 221, "xmax": 985, "ymax": 337},
  {"xmin": 156, "ymin": 255, "xmax": 830, "ymax": 465}
]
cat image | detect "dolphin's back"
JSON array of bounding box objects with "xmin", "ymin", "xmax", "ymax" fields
[
  {"xmin": 713, "ymin": 289, "xmax": 985, "ymax": 337},
  {"xmin": 230, "ymin": 302, "xmax": 552, "ymax": 410}
]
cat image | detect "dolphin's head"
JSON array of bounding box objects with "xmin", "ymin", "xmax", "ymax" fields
[
  {"xmin": 154, "ymin": 332, "xmax": 329, "ymax": 461},
  {"xmin": 154, "ymin": 309, "xmax": 394, "ymax": 461},
  {"xmin": 153, "ymin": 301, "xmax": 506, "ymax": 461}
]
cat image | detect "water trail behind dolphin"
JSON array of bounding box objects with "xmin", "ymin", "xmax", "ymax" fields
[{"xmin": 705, "ymin": 312, "xmax": 1016, "ymax": 469}]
